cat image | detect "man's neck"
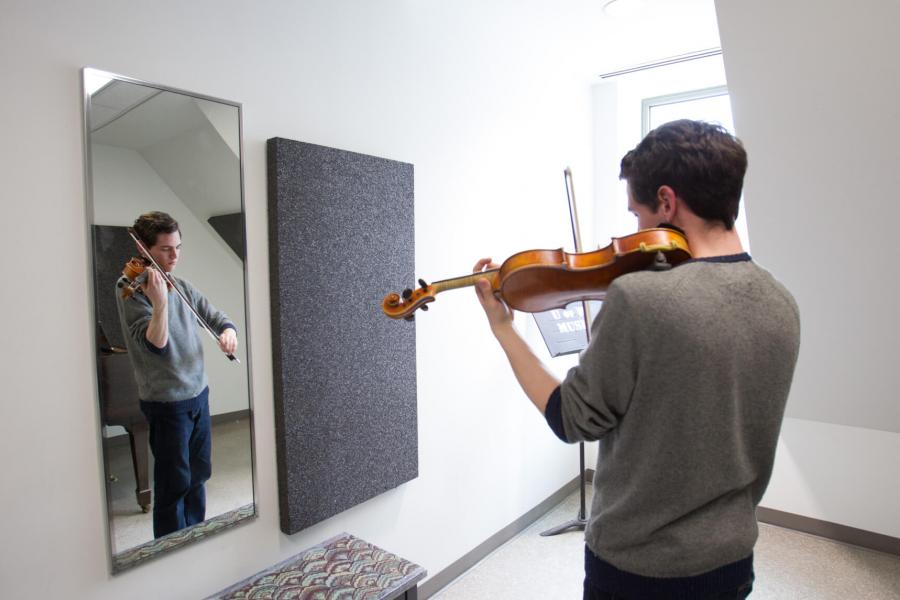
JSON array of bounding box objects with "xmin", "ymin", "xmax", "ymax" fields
[{"xmin": 681, "ymin": 225, "xmax": 744, "ymax": 259}]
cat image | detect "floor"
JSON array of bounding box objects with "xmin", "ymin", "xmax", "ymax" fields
[
  {"xmin": 432, "ymin": 486, "xmax": 900, "ymax": 599},
  {"xmin": 103, "ymin": 417, "xmax": 254, "ymax": 553}
]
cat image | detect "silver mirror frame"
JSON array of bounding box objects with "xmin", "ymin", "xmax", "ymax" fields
[{"xmin": 80, "ymin": 67, "xmax": 258, "ymax": 574}]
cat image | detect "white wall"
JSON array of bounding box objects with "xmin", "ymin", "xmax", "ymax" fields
[
  {"xmin": 766, "ymin": 418, "xmax": 900, "ymax": 538},
  {"xmin": 0, "ymin": 2, "xmax": 601, "ymax": 598},
  {"xmin": 715, "ymin": 0, "xmax": 900, "ymax": 536},
  {"xmin": 196, "ymin": 98, "xmax": 241, "ymax": 158}
]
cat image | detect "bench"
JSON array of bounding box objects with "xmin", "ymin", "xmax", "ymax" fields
[{"xmin": 206, "ymin": 532, "xmax": 426, "ymax": 599}]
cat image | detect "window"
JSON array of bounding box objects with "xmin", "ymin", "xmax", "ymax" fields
[{"xmin": 642, "ymin": 85, "xmax": 730, "ymax": 135}]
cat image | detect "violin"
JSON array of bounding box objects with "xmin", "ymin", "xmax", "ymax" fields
[
  {"xmin": 381, "ymin": 227, "xmax": 691, "ymax": 320},
  {"xmin": 119, "ymin": 257, "xmax": 172, "ymax": 299}
]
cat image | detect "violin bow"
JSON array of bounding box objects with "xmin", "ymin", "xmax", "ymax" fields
[
  {"xmin": 564, "ymin": 167, "xmax": 594, "ymax": 336},
  {"xmin": 127, "ymin": 228, "xmax": 239, "ymax": 363}
]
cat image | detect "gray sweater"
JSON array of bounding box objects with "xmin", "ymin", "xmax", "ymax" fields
[
  {"xmin": 115, "ymin": 275, "xmax": 234, "ymax": 403},
  {"xmin": 557, "ymin": 256, "xmax": 800, "ymax": 578}
]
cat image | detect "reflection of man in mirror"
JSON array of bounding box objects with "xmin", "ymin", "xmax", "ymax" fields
[{"xmin": 115, "ymin": 211, "xmax": 238, "ymax": 539}]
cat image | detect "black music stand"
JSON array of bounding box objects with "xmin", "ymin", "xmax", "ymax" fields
[
  {"xmin": 531, "ymin": 301, "xmax": 594, "ymax": 536},
  {"xmin": 538, "ymin": 167, "xmax": 592, "ymax": 537},
  {"xmin": 539, "ymin": 443, "xmax": 588, "ymax": 536}
]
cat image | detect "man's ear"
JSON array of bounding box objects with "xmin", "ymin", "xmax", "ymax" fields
[{"xmin": 656, "ymin": 186, "xmax": 678, "ymax": 221}]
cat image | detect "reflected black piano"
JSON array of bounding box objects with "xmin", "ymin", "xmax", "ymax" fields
[{"xmin": 97, "ymin": 323, "xmax": 151, "ymax": 513}]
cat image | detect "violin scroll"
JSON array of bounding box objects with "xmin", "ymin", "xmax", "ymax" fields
[
  {"xmin": 119, "ymin": 257, "xmax": 173, "ymax": 299},
  {"xmin": 119, "ymin": 257, "xmax": 150, "ymax": 299},
  {"xmin": 382, "ymin": 279, "xmax": 436, "ymax": 320}
]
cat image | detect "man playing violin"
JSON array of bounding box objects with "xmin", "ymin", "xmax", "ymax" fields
[
  {"xmin": 116, "ymin": 211, "xmax": 238, "ymax": 538},
  {"xmin": 474, "ymin": 119, "xmax": 800, "ymax": 599}
]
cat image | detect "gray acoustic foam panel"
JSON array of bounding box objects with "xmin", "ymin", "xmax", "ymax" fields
[
  {"xmin": 267, "ymin": 138, "xmax": 418, "ymax": 535},
  {"xmin": 92, "ymin": 225, "xmax": 135, "ymax": 349}
]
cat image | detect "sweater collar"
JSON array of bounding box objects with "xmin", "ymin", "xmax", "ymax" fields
[{"xmin": 681, "ymin": 252, "xmax": 752, "ymax": 265}]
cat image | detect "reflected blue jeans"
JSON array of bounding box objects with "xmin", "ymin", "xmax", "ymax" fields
[{"xmin": 141, "ymin": 388, "xmax": 211, "ymax": 538}]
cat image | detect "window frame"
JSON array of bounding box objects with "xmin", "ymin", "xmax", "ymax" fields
[{"xmin": 641, "ymin": 84, "xmax": 730, "ymax": 137}]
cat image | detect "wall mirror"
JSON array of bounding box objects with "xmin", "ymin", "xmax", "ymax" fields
[{"xmin": 82, "ymin": 68, "xmax": 256, "ymax": 573}]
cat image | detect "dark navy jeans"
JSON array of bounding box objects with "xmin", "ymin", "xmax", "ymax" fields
[
  {"xmin": 584, "ymin": 582, "xmax": 753, "ymax": 600},
  {"xmin": 141, "ymin": 388, "xmax": 211, "ymax": 538},
  {"xmin": 583, "ymin": 546, "xmax": 754, "ymax": 600}
]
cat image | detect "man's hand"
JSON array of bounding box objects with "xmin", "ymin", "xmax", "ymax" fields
[
  {"xmin": 472, "ymin": 258, "xmax": 514, "ymax": 333},
  {"xmin": 142, "ymin": 269, "xmax": 170, "ymax": 349},
  {"xmin": 218, "ymin": 328, "xmax": 238, "ymax": 355},
  {"xmin": 142, "ymin": 269, "xmax": 168, "ymax": 307}
]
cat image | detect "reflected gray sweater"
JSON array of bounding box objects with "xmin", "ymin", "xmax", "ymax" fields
[
  {"xmin": 115, "ymin": 275, "xmax": 234, "ymax": 403},
  {"xmin": 552, "ymin": 255, "xmax": 800, "ymax": 578}
]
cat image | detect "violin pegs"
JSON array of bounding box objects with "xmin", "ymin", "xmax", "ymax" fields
[
  {"xmin": 402, "ymin": 288, "xmax": 413, "ymax": 300},
  {"xmin": 420, "ymin": 305, "xmax": 429, "ymax": 311},
  {"xmin": 404, "ymin": 315, "xmax": 415, "ymax": 322},
  {"xmin": 418, "ymin": 278, "xmax": 428, "ymax": 290}
]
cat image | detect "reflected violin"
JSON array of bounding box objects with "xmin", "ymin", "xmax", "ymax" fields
[
  {"xmin": 119, "ymin": 257, "xmax": 172, "ymax": 299},
  {"xmin": 382, "ymin": 227, "xmax": 691, "ymax": 320}
]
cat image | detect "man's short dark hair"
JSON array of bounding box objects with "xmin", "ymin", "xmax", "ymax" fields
[
  {"xmin": 133, "ymin": 211, "xmax": 180, "ymax": 247},
  {"xmin": 619, "ymin": 119, "xmax": 747, "ymax": 230}
]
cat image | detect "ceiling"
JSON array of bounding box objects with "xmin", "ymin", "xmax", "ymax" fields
[{"xmin": 568, "ymin": 0, "xmax": 723, "ymax": 82}]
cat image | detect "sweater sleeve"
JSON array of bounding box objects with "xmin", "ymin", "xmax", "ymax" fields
[
  {"xmin": 557, "ymin": 281, "xmax": 638, "ymax": 442},
  {"xmin": 544, "ymin": 386, "xmax": 567, "ymax": 441},
  {"xmin": 176, "ymin": 278, "xmax": 235, "ymax": 334},
  {"xmin": 115, "ymin": 278, "xmax": 170, "ymax": 355}
]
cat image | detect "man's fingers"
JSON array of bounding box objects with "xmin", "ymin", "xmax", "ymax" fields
[
  {"xmin": 475, "ymin": 278, "xmax": 498, "ymax": 306},
  {"xmin": 472, "ymin": 257, "xmax": 493, "ymax": 273}
]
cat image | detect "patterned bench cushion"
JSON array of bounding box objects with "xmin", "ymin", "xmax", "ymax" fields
[{"xmin": 206, "ymin": 533, "xmax": 426, "ymax": 599}]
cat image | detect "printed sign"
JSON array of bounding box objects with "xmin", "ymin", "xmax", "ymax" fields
[{"xmin": 533, "ymin": 301, "xmax": 602, "ymax": 357}]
